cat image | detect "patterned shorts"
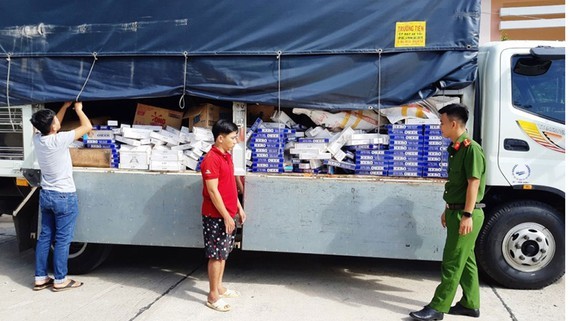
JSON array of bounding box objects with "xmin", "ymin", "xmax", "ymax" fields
[{"xmin": 202, "ymin": 216, "xmax": 237, "ymax": 260}]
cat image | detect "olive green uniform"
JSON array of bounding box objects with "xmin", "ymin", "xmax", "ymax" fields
[{"xmin": 429, "ymin": 132, "xmax": 486, "ymax": 313}]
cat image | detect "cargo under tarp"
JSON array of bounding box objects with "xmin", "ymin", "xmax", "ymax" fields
[{"xmin": 0, "ymin": 0, "xmax": 480, "ymax": 109}]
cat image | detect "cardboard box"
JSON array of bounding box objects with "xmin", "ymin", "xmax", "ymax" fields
[
  {"xmin": 184, "ymin": 103, "xmax": 230, "ymax": 130},
  {"xmin": 247, "ymin": 104, "xmax": 275, "ymax": 122},
  {"xmin": 70, "ymin": 148, "xmax": 111, "ymax": 168},
  {"xmin": 133, "ymin": 103, "xmax": 183, "ymax": 129}
]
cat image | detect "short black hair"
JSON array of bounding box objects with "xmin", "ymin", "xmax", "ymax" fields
[
  {"xmin": 212, "ymin": 119, "xmax": 238, "ymax": 140},
  {"xmin": 30, "ymin": 109, "xmax": 56, "ymax": 135},
  {"xmin": 438, "ymin": 103, "xmax": 469, "ymax": 125}
]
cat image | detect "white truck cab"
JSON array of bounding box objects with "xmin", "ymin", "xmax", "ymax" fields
[{"xmin": 475, "ymin": 41, "xmax": 565, "ymax": 289}]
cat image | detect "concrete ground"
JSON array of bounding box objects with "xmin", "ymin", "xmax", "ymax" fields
[{"xmin": 0, "ymin": 215, "xmax": 564, "ymax": 321}]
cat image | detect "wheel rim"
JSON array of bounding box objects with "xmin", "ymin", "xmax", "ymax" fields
[
  {"xmin": 50, "ymin": 242, "xmax": 88, "ymax": 259},
  {"xmin": 68, "ymin": 242, "xmax": 88, "ymax": 259},
  {"xmin": 502, "ymin": 222, "xmax": 555, "ymax": 272}
]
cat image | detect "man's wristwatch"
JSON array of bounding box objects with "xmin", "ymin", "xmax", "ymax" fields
[{"xmin": 462, "ymin": 211, "xmax": 472, "ymax": 218}]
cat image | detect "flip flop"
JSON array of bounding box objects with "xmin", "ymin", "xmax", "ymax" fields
[
  {"xmin": 206, "ymin": 298, "xmax": 231, "ymax": 312},
  {"xmin": 33, "ymin": 278, "xmax": 54, "ymax": 291},
  {"xmin": 52, "ymin": 279, "xmax": 83, "ymax": 292},
  {"xmin": 220, "ymin": 288, "xmax": 240, "ymax": 298}
]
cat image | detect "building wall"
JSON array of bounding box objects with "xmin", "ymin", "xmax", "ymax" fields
[{"xmin": 482, "ymin": 0, "xmax": 565, "ymax": 43}]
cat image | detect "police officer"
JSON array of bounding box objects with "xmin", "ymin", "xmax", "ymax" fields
[{"xmin": 410, "ymin": 103, "xmax": 486, "ymax": 320}]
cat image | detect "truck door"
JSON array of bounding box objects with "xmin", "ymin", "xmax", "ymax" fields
[{"xmin": 498, "ymin": 46, "xmax": 565, "ymax": 193}]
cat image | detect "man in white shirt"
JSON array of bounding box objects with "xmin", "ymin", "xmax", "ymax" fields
[{"xmin": 30, "ymin": 101, "xmax": 92, "ymax": 292}]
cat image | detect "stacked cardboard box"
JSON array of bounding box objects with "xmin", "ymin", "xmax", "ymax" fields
[
  {"xmin": 353, "ymin": 146, "xmax": 392, "ymax": 176},
  {"xmin": 423, "ymin": 125, "xmax": 449, "ymax": 178},
  {"xmin": 84, "ymin": 124, "xmax": 120, "ymax": 168},
  {"xmin": 247, "ymin": 119, "xmax": 294, "ymax": 173},
  {"xmin": 387, "ymin": 124, "xmax": 427, "ymax": 177}
]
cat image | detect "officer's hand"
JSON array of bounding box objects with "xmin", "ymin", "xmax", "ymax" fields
[
  {"xmin": 440, "ymin": 211, "xmax": 446, "ymax": 228},
  {"xmin": 459, "ymin": 217, "xmax": 473, "ymax": 235}
]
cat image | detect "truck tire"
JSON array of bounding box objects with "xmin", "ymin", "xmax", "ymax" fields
[
  {"xmin": 476, "ymin": 201, "xmax": 564, "ymax": 289},
  {"xmin": 65, "ymin": 243, "xmax": 112, "ymax": 275}
]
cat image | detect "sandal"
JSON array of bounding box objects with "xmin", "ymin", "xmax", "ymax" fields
[
  {"xmin": 52, "ymin": 279, "xmax": 83, "ymax": 292},
  {"xmin": 33, "ymin": 278, "xmax": 54, "ymax": 291},
  {"xmin": 206, "ymin": 298, "xmax": 231, "ymax": 312},
  {"xmin": 220, "ymin": 288, "xmax": 240, "ymax": 298}
]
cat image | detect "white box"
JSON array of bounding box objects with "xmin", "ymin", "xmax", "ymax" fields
[
  {"xmin": 193, "ymin": 127, "xmax": 215, "ymax": 141},
  {"xmin": 183, "ymin": 155, "xmax": 199, "ymax": 170},
  {"xmin": 122, "ymin": 127, "xmax": 152, "ymax": 139},
  {"xmin": 149, "ymin": 160, "xmax": 185, "ymax": 171},
  {"xmin": 404, "ymin": 118, "xmax": 440, "ymax": 125},
  {"xmin": 151, "ymin": 150, "xmax": 183, "ymax": 161},
  {"xmin": 118, "ymin": 162, "xmax": 149, "ymax": 170},
  {"xmin": 152, "ymin": 144, "xmax": 170, "ymax": 151},
  {"xmin": 333, "ymin": 149, "xmax": 346, "ymax": 161},
  {"xmin": 150, "ymin": 138, "xmax": 166, "ymax": 145},
  {"xmin": 107, "ymin": 120, "xmax": 119, "ymax": 127},
  {"xmin": 132, "ymin": 124, "xmax": 162, "ymax": 131},
  {"xmin": 309, "ymin": 159, "xmax": 323, "ymax": 169},
  {"xmin": 115, "ymin": 135, "xmax": 142, "ymax": 147},
  {"xmin": 119, "ymin": 149, "xmax": 150, "ymax": 169},
  {"xmin": 200, "ymin": 142, "xmax": 212, "ymax": 153},
  {"xmin": 89, "ymin": 130, "xmax": 115, "ymax": 140},
  {"xmin": 184, "ymin": 149, "xmax": 203, "ymax": 161},
  {"xmin": 293, "ymin": 143, "xmax": 327, "ymax": 150},
  {"xmin": 270, "ymin": 111, "xmax": 296, "ymax": 127},
  {"xmin": 289, "ymin": 148, "xmax": 326, "ymax": 155},
  {"xmin": 305, "ymin": 127, "xmax": 324, "ymax": 138},
  {"xmin": 327, "ymin": 127, "xmax": 354, "ymax": 154},
  {"xmin": 299, "ymin": 152, "xmax": 331, "ymax": 160},
  {"xmin": 171, "ymin": 143, "xmax": 194, "ymax": 151},
  {"xmin": 150, "ymin": 131, "xmax": 179, "ymax": 146}
]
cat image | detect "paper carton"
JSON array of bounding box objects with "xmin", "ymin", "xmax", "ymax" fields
[
  {"xmin": 133, "ymin": 103, "xmax": 183, "ymax": 129},
  {"xmin": 69, "ymin": 148, "xmax": 111, "ymax": 168},
  {"xmin": 184, "ymin": 103, "xmax": 231, "ymax": 130},
  {"xmin": 247, "ymin": 104, "xmax": 275, "ymax": 122}
]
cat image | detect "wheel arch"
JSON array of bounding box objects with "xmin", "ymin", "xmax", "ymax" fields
[{"xmin": 482, "ymin": 185, "xmax": 565, "ymax": 218}]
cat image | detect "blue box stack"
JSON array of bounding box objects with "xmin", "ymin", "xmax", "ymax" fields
[
  {"xmin": 423, "ymin": 124, "xmax": 450, "ymax": 178},
  {"xmin": 351, "ymin": 144, "xmax": 392, "ymax": 176},
  {"xmin": 248, "ymin": 122, "xmax": 295, "ymax": 173},
  {"xmin": 84, "ymin": 125, "xmax": 120, "ymax": 168},
  {"xmin": 387, "ymin": 124, "xmax": 426, "ymax": 177},
  {"xmin": 195, "ymin": 156, "xmax": 205, "ymax": 172}
]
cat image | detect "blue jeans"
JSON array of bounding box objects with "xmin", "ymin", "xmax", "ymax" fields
[{"xmin": 35, "ymin": 189, "xmax": 79, "ymax": 282}]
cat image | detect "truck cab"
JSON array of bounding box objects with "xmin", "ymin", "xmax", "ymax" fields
[{"xmin": 476, "ymin": 41, "xmax": 565, "ymax": 289}]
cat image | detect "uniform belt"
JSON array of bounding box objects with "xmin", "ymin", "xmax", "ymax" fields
[{"xmin": 446, "ymin": 203, "xmax": 485, "ymax": 210}]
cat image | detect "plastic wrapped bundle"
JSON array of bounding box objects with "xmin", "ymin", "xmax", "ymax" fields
[{"xmin": 292, "ymin": 108, "xmax": 380, "ymax": 130}]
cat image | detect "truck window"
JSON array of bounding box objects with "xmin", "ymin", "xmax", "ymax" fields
[
  {"xmin": 511, "ymin": 55, "xmax": 565, "ymax": 123},
  {"xmin": 0, "ymin": 107, "xmax": 24, "ymax": 160}
]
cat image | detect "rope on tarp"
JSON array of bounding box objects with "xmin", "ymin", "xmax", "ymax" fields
[
  {"xmin": 5, "ymin": 53, "xmax": 15, "ymax": 131},
  {"xmin": 376, "ymin": 49, "xmax": 383, "ymax": 138},
  {"xmin": 276, "ymin": 50, "xmax": 283, "ymax": 151},
  {"xmin": 179, "ymin": 51, "xmax": 189, "ymax": 109},
  {"xmin": 76, "ymin": 52, "xmax": 98, "ymax": 101}
]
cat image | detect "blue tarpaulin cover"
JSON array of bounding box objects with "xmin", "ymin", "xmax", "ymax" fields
[{"xmin": 0, "ymin": 0, "xmax": 480, "ymax": 109}]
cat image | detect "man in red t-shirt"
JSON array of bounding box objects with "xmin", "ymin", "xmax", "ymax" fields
[{"xmin": 200, "ymin": 119, "xmax": 246, "ymax": 312}]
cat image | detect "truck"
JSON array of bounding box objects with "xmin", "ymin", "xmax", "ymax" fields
[{"xmin": 0, "ymin": 0, "xmax": 564, "ymax": 289}]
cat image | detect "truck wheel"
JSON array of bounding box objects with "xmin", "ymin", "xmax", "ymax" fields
[
  {"xmin": 476, "ymin": 201, "xmax": 564, "ymax": 289},
  {"xmin": 65, "ymin": 243, "xmax": 112, "ymax": 275}
]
